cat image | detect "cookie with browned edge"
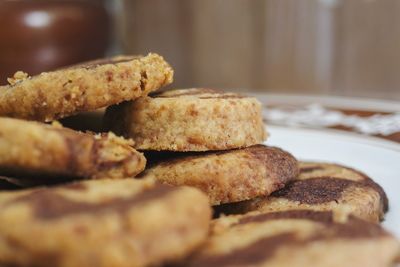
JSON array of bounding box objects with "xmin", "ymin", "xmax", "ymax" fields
[
  {"xmin": 179, "ymin": 210, "xmax": 399, "ymax": 267},
  {"xmin": 0, "ymin": 117, "xmax": 146, "ymax": 181},
  {"xmin": 0, "ymin": 53, "xmax": 173, "ymax": 121},
  {"xmin": 104, "ymin": 88, "xmax": 267, "ymax": 151},
  {"xmin": 0, "ymin": 178, "xmax": 211, "ymax": 267},
  {"xmin": 140, "ymin": 145, "xmax": 298, "ymax": 205},
  {"xmin": 215, "ymin": 162, "xmax": 388, "ymax": 222}
]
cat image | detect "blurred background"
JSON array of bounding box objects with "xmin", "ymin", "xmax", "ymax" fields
[{"xmin": 1, "ymin": 0, "xmax": 399, "ymax": 100}]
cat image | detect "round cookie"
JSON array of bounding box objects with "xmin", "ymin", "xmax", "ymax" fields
[
  {"xmin": 0, "ymin": 53, "xmax": 173, "ymax": 121},
  {"xmin": 140, "ymin": 145, "xmax": 298, "ymax": 205},
  {"xmin": 215, "ymin": 162, "xmax": 388, "ymax": 223},
  {"xmin": 0, "ymin": 117, "xmax": 146, "ymax": 180},
  {"xmin": 0, "ymin": 178, "xmax": 211, "ymax": 267},
  {"xmin": 181, "ymin": 210, "xmax": 400, "ymax": 267},
  {"xmin": 104, "ymin": 88, "xmax": 267, "ymax": 151}
]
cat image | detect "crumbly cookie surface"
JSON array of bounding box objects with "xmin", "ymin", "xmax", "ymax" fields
[
  {"xmin": 141, "ymin": 145, "xmax": 298, "ymax": 205},
  {"xmin": 215, "ymin": 162, "xmax": 388, "ymax": 222},
  {"xmin": 0, "ymin": 117, "xmax": 146, "ymax": 181},
  {"xmin": 0, "ymin": 53, "xmax": 173, "ymax": 121},
  {"xmin": 0, "ymin": 179, "xmax": 211, "ymax": 267},
  {"xmin": 180, "ymin": 210, "xmax": 400, "ymax": 267},
  {"xmin": 104, "ymin": 88, "xmax": 267, "ymax": 151}
]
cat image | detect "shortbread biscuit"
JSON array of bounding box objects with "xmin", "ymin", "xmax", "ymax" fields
[
  {"xmin": 0, "ymin": 53, "xmax": 173, "ymax": 121},
  {"xmin": 215, "ymin": 162, "xmax": 388, "ymax": 222},
  {"xmin": 0, "ymin": 117, "xmax": 146, "ymax": 180},
  {"xmin": 141, "ymin": 145, "xmax": 298, "ymax": 205},
  {"xmin": 0, "ymin": 179, "xmax": 211, "ymax": 267},
  {"xmin": 104, "ymin": 88, "xmax": 267, "ymax": 151},
  {"xmin": 181, "ymin": 210, "xmax": 400, "ymax": 267}
]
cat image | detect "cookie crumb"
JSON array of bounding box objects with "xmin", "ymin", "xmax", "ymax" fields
[
  {"xmin": 7, "ymin": 71, "xmax": 29, "ymax": 86},
  {"xmin": 333, "ymin": 206, "xmax": 352, "ymax": 223}
]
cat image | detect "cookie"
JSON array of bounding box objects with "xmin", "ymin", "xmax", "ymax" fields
[
  {"xmin": 0, "ymin": 178, "xmax": 211, "ymax": 267},
  {"xmin": 215, "ymin": 162, "xmax": 388, "ymax": 222},
  {"xmin": 104, "ymin": 88, "xmax": 267, "ymax": 151},
  {"xmin": 0, "ymin": 53, "xmax": 173, "ymax": 121},
  {"xmin": 181, "ymin": 210, "xmax": 400, "ymax": 267},
  {"xmin": 0, "ymin": 117, "xmax": 146, "ymax": 180},
  {"xmin": 140, "ymin": 145, "xmax": 298, "ymax": 205}
]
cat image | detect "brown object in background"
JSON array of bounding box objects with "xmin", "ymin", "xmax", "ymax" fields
[
  {"xmin": 118, "ymin": 0, "xmax": 400, "ymax": 100},
  {"xmin": 0, "ymin": 0, "xmax": 110, "ymax": 84}
]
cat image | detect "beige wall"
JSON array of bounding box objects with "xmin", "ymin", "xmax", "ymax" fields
[{"xmin": 118, "ymin": 0, "xmax": 400, "ymax": 100}]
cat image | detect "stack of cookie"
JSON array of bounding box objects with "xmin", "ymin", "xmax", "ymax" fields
[
  {"xmin": 101, "ymin": 88, "xmax": 399, "ymax": 266},
  {"xmin": 104, "ymin": 88, "xmax": 299, "ymax": 206},
  {"xmin": 0, "ymin": 54, "xmax": 213, "ymax": 267},
  {"xmin": 0, "ymin": 54, "xmax": 175, "ymax": 182},
  {"xmin": 0, "ymin": 53, "xmax": 398, "ymax": 267}
]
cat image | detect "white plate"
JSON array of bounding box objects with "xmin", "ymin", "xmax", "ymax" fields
[{"xmin": 264, "ymin": 125, "xmax": 400, "ymax": 237}]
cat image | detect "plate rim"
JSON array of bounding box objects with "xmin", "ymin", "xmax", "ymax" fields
[{"xmin": 266, "ymin": 125, "xmax": 400, "ymax": 152}]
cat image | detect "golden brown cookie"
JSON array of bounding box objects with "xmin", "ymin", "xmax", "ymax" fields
[
  {"xmin": 215, "ymin": 162, "xmax": 388, "ymax": 223},
  {"xmin": 0, "ymin": 178, "xmax": 211, "ymax": 267},
  {"xmin": 0, "ymin": 117, "xmax": 146, "ymax": 180},
  {"xmin": 140, "ymin": 145, "xmax": 298, "ymax": 205},
  {"xmin": 0, "ymin": 53, "xmax": 173, "ymax": 121},
  {"xmin": 180, "ymin": 210, "xmax": 400, "ymax": 267},
  {"xmin": 104, "ymin": 88, "xmax": 267, "ymax": 151}
]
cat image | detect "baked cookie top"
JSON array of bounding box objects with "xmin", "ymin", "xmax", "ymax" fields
[
  {"xmin": 0, "ymin": 179, "xmax": 211, "ymax": 267},
  {"xmin": 182, "ymin": 210, "xmax": 400, "ymax": 267},
  {"xmin": 0, "ymin": 53, "xmax": 173, "ymax": 121},
  {"xmin": 104, "ymin": 88, "xmax": 267, "ymax": 151},
  {"xmin": 0, "ymin": 117, "xmax": 146, "ymax": 181},
  {"xmin": 215, "ymin": 162, "xmax": 388, "ymax": 222},
  {"xmin": 141, "ymin": 145, "xmax": 298, "ymax": 205}
]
